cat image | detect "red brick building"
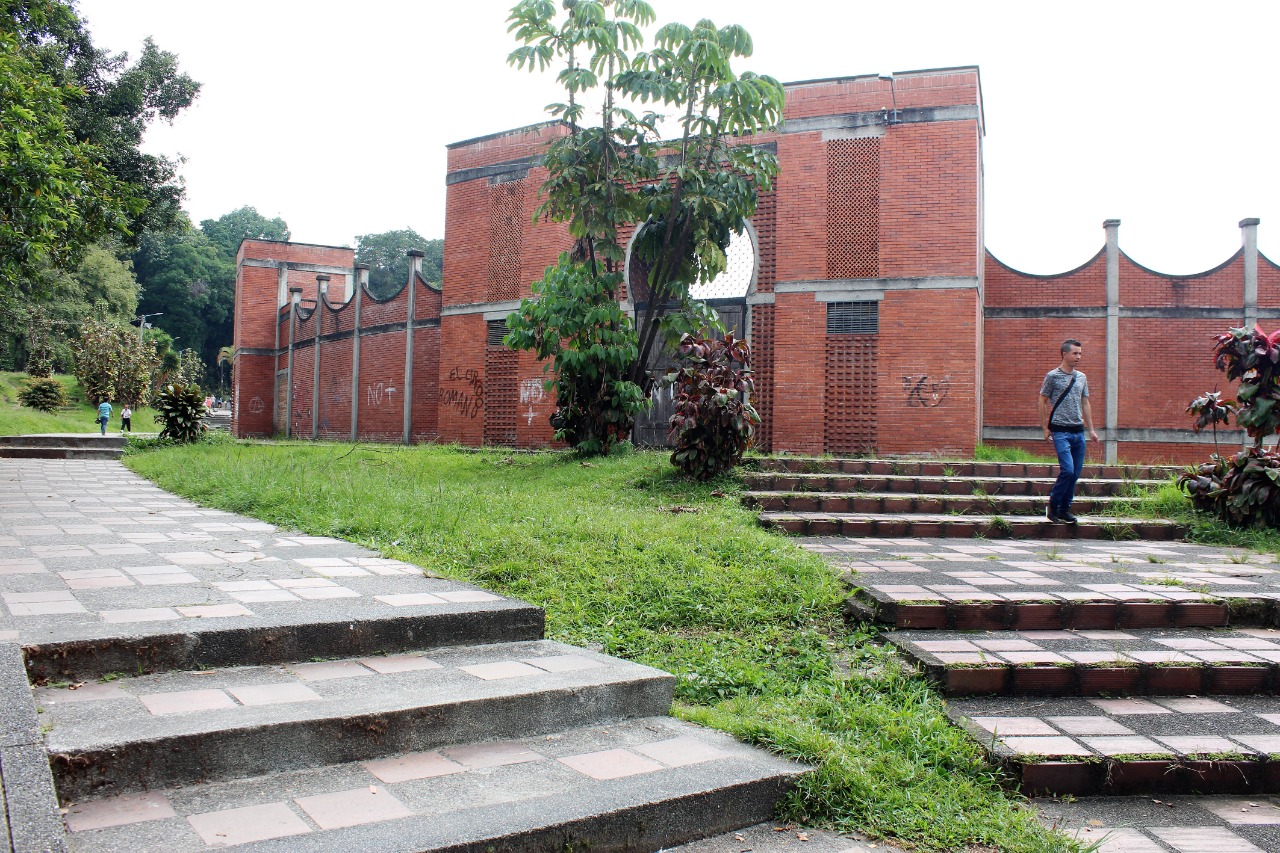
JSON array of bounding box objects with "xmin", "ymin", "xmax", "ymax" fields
[{"xmin": 233, "ymin": 67, "xmax": 1273, "ymax": 464}]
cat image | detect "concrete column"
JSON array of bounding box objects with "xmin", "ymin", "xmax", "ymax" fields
[
  {"xmin": 312, "ymin": 276, "xmax": 329, "ymax": 440},
  {"xmin": 285, "ymin": 288, "xmax": 301, "ymax": 438},
  {"xmin": 1103, "ymin": 219, "xmax": 1120, "ymax": 465},
  {"xmin": 403, "ymin": 251, "xmax": 424, "ymax": 445},
  {"xmin": 1242, "ymin": 218, "xmax": 1260, "ymax": 330},
  {"xmin": 272, "ymin": 263, "xmax": 288, "ymax": 431},
  {"xmin": 351, "ymin": 264, "xmax": 368, "ymax": 442}
]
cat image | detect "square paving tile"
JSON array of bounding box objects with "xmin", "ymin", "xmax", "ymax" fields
[
  {"xmin": 188, "ymin": 802, "xmax": 312, "ymax": 845},
  {"xmin": 1086, "ymin": 827, "xmax": 1164, "ymax": 853},
  {"xmin": 1155, "ymin": 698, "xmax": 1239, "ymax": 714},
  {"xmin": 64, "ymin": 791, "xmax": 176, "ymax": 831},
  {"xmin": 1088, "ymin": 698, "xmax": 1172, "ymax": 715},
  {"xmin": 100, "ymin": 608, "xmax": 181, "ymax": 624},
  {"xmin": 1150, "ymin": 825, "xmax": 1265, "ymax": 852},
  {"xmin": 434, "ymin": 590, "xmax": 501, "ymax": 602},
  {"xmin": 64, "ymin": 575, "xmax": 134, "ymax": 590},
  {"xmin": 175, "ymin": 603, "xmax": 253, "ymax": 619},
  {"xmin": 914, "ymin": 640, "xmax": 979, "ymax": 652},
  {"xmin": 375, "ymin": 593, "xmax": 446, "ymax": 607},
  {"xmin": 459, "ymin": 661, "xmax": 545, "ymax": 680},
  {"xmin": 634, "ymin": 736, "xmax": 732, "ymax": 767},
  {"xmin": 291, "ymin": 586, "xmax": 360, "ymax": 600},
  {"xmin": 1155, "ymin": 736, "xmax": 1240, "ymax": 756},
  {"xmin": 135, "ymin": 573, "xmax": 199, "ymax": 586},
  {"xmin": 558, "ymin": 748, "xmax": 665, "ymax": 780},
  {"xmin": 308, "ymin": 565, "xmax": 371, "ymax": 578},
  {"xmin": 998, "ymin": 736, "xmax": 1092, "ymax": 756},
  {"xmin": 524, "ymin": 654, "xmax": 605, "ymax": 673},
  {"xmin": 289, "ymin": 661, "xmax": 374, "ymax": 682},
  {"xmin": 228, "ymin": 590, "xmax": 299, "ymax": 603},
  {"xmin": 226, "ymin": 683, "xmax": 322, "ymax": 706},
  {"xmin": 1232, "ymin": 735, "xmax": 1280, "ymax": 754},
  {"xmin": 358, "ymin": 654, "xmax": 442, "ymax": 675},
  {"xmin": 971, "ymin": 717, "xmax": 1058, "ymax": 736},
  {"xmin": 1202, "ymin": 799, "xmax": 1280, "ymax": 825},
  {"xmin": 139, "ymin": 689, "xmax": 236, "ymax": 715},
  {"xmin": 294, "ymin": 786, "xmax": 413, "ymax": 830},
  {"xmin": 35, "ymin": 682, "xmax": 128, "ymax": 704},
  {"xmin": 363, "ymin": 750, "xmax": 466, "ymax": 783},
  {"xmin": 1047, "ymin": 716, "xmax": 1135, "ymax": 736},
  {"xmin": 443, "ymin": 741, "xmax": 544, "ymax": 769},
  {"xmin": 1083, "ymin": 736, "xmax": 1170, "ymax": 756}
]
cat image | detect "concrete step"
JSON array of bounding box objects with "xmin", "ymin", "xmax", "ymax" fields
[
  {"xmin": 746, "ymin": 490, "xmax": 1135, "ymax": 516},
  {"xmin": 948, "ymin": 694, "xmax": 1280, "ymax": 797},
  {"xmin": 0, "ymin": 433, "xmax": 126, "ymax": 461},
  {"xmin": 749, "ymin": 456, "xmax": 1179, "ymax": 481},
  {"xmin": 59, "ymin": 716, "xmax": 805, "ymax": 853},
  {"xmin": 887, "ymin": 627, "xmax": 1280, "ymax": 697},
  {"xmin": 40, "ymin": 639, "xmax": 675, "ymax": 802},
  {"xmin": 745, "ymin": 472, "xmax": 1162, "ymax": 497},
  {"xmin": 761, "ymin": 510, "xmax": 1185, "ymax": 540}
]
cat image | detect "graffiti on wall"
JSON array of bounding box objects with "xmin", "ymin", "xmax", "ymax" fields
[
  {"xmin": 442, "ymin": 367, "xmax": 483, "ymax": 418},
  {"xmin": 367, "ymin": 382, "xmax": 397, "ymax": 407},
  {"xmin": 519, "ymin": 379, "xmax": 546, "ymax": 426},
  {"xmin": 248, "ymin": 396, "xmax": 264, "ymax": 414},
  {"xmin": 902, "ymin": 374, "xmax": 951, "ymax": 408}
]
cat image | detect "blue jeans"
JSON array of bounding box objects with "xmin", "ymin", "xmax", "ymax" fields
[{"xmin": 1049, "ymin": 431, "xmax": 1086, "ymax": 514}]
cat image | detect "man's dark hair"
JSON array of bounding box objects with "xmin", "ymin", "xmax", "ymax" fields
[{"xmin": 1061, "ymin": 339, "xmax": 1082, "ymax": 354}]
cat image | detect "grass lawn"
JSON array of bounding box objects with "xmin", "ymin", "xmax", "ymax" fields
[
  {"xmin": 123, "ymin": 440, "xmax": 1076, "ymax": 852},
  {"xmin": 0, "ymin": 371, "xmax": 158, "ymax": 436}
]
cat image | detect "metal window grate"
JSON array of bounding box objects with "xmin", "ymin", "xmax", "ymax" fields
[
  {"xmin": 486, "ymin": 319, "xmax": 508, "ymax": 347},
  {"xmin": 826, "ymin": 301, "xmax": 878, "ymax": 335}
]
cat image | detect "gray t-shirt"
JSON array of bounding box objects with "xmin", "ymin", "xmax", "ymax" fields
[{"xmin": 1040, "ymin": 368, "xmax": 1089, "ymax": 428}]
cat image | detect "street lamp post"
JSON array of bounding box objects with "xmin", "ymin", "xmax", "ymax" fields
[{"xmin": 136, "ymin": 312, "xmax": 163, "ymax": 343}]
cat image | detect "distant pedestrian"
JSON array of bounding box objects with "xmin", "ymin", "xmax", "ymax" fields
[
  {"xmin": 120, "ymin": 405, "xmax": 132, "ymax": 433},
  {"xmin": 1038, "ymin": 340, "xmax": 1100, "ymax": 524},
  {"xmin": 96, "ymin": 400, "xmax": 113, "ymax": 436}
]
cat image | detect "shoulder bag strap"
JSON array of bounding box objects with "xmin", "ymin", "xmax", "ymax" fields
[{"xmin": 1047, "ymin": 374, "xmax": 1077, "ymax": 427}]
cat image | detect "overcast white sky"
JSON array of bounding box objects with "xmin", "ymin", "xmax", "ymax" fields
[{"xmin": 77, "ymin": 0, "xmax": 1278, "ymax": 275}]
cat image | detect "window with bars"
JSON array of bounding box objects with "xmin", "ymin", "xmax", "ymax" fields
[{"xmin": 826, "ymin": 301, "xmax": 879, "ymax": 335}]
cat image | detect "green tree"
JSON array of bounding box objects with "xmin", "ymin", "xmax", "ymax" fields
[
  {"xmin": 4, "ymin": 0, "xmax": 201, "ymax": 240},
  {"xmin": 73, "ymin": 316, "xmax": 159, "ymax": 405},
  {"xmin": 503, "ymin": 0, "xmax": 783, "ymax": 454},
  {"xmin": 200, "ymin": 206, "xmax": 290, "ymax": 260},
  {"xmin": 354, "ymin": 228, "xmax": 442, "ymax": 299}
]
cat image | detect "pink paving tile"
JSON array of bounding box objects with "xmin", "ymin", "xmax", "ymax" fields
[
  {"xmin": 228, "ymin": 590, "xmax": 300, "ymax": 603},
  {"xmin": 309, "ymin": 565, "xmax": 371, "ymax": 578},
  {"xmin": 1216, "ymin": 638, "xmax": 1280, "ymax": 650},
  {"xmin": 139, "ymin": 689, "xmax": 236, "ymax": 715},
  {"xmin": 1063, "ymin": 651, "xmax": 1128, "ymax": 664},
  {"xmin": 523, "ymin": 654, "xmax": 606, "ymax": 673},
  {"xmin": 272, "ymin": 578, "xmax": 339, "ymax": 588},
  {"xmin": 100, "ymin": 608, "xmax": 181, "ymax": 624},
  {"xmin": 1156, "ymin": 736, "xmax": 1240, "ymax": 756},
  {"xmin": 443, "ymin": 741, "xmax": 544, "ymax": 769},
  {"xmin": 214, "ymin": 581, "xmax": 275, "ymax": 591},
  {"xmin": 1082, "ymin": 736, "xmax": 1170, "ymax": 756},
  {"xmin": 1150, "ymin": 826, "xmax": 1265, "ymax": 852},
  {"xmin": 374, "ymin": 593, "xmax": 446, "ymax": 606},
  {"xmin": 291, "ymin": 586, "xmax": 360, "ymax": 600},
  {"xmin": 86, "ymin": 544, "xmax": 148, "ymax": 555},
  {"xmin": 64, "ymin": 791, "xmax": 176, "ymax": 831},
  {"xmin": 136, "ymin": 573, "xmax": 199, "ymax": 586},
  {"xmin": 1256, "ymin": 714, "xmax": 1280, "ymax": 727},
  {"xmin": 1018, "ymin": 631, "xmax": 1077, "ymax": 640},
  {"xmin": 434, "ymin": 590, "xmax": 502, "ymax": 602},
  {"xmin": 1127, "ymin": 651, "xmax": 1197, "ymax": 664},
  {"xmin": 163, "ymin": 552, "xmax": 225, "ymax": 565},
  {"xmin": 558, "ymin": 748, "xmax": 665, "ymax": 780},
  {"xmin": 4, "ymin": 590, "xmax": 77, "ymax": 603},
  {"xmin": 226, "ymin": 683, "xmax": 322, "ymax": 706},
  {"xmin": 1085, "ymin": 827, "xmax": 1164, "ymax": 853},
  {"xmin": 0, "ymin": 563, "xmax": 46, "ymax": 576},
  {"xmin": 1087, "ymin": 698, "xmax": 1172, "ymax": 715},
  {"xmin": 634, "ymin": 736, "xmax": 732, "ymax": 767},
  {"xmin": 176, "ymin": 603, "xmax": 253, "ymax": 619},
  {"xmin": 358, "ymin": 654, "xmax": 443, "ymax": 675},
  {"xmin": 294, "ymin": 557, "xmax": 354, "ymax": 567},
  {"xmin": 914, "ymin": 640, "xmax": 979, "ymax": 652},
  {"xmin": 934, "ymin": 653, "xmax": 992, "ymax": 665},
  {"xmin": 1187, "ymin": 650, "xmax": 1262, "ymax": 663},
  {"xmin": 998, "ymin": 736, "xmax": 1092, "ymax": 757},
  {"xmin": 188, "ymin": 802, "xmax": 312, "ymax": 845},
  {"xmin": 459, "ymin": 661, "xmax": 545, "ymax": 680},
  {"xmin": 1233, "ymin": 735, "xmax": 1280, "ymax": 753},
  {"xmin": 1155, "ymin": 697, "xmax": 1239, "ymax": 714},
  {"xmin": 1001, "ymin": 651, "xmax": 1071, "ymax": 664},
  {"xmin": 1046, "ymin": 716, "xmax": 1135, "ymax": 736},
  {"xmin": 970, "ymin": 717, "xmax": 1058, "ymax": 736},
  {"xmin": 289, "ymin": 661, "xmax": 374, "ymax": 681},
  {"xmin": 64, "ymin": 575, "xmax": 134, "ymax": 590},
  {"xmin": 35, "ymin": 682, "xmax": 128, "ymax": 705},
  {"xmin": 1203, "ymin": 799, "xmax": 1280, "ymax": 825},
  {"xmin": 294, "ymin": 786, "xmax": 413, "ymax": 830},
  {"xmin": 363, "ymin": 750, "xmax": 466, "ymax": 783},
  {"xmin": 59, "ymin": 568, "xmax": 125, "ymax": 579},
  {"xmin": 973, "ymin": 640, "xmax": 1041, "ymax": 652},
  {"xmin": 0, "ymin": 630, "xmax": 17, "ymax": 641}
]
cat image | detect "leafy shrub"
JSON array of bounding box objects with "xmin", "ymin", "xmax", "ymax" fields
[
  {"xmin": 667, "ymin": 332, "xmax": 760, "ymax": 480},
  {"xmin": 152, "ymin": 383, "xmax": 207, "ymax": 443},
  {"xmin": 17, "ymin": 377, "xmax": 67, "ymax": 412},
  {"xmin": 1178, "ymin": 448, "xmax": 1280, "ymax": 528}
]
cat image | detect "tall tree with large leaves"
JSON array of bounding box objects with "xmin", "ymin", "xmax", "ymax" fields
[
  {"xmin": 503, "ymin": 0, "xmax": 783, "ymax": 454},
  {"xmin": 355, "ymin": 229, "xmax": 442, "ymax": 299}
]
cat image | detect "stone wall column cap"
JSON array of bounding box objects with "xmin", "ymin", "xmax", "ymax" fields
[{"xmin": 1240, "ymin": 217, "xmax": 1261, "ymax": 228}]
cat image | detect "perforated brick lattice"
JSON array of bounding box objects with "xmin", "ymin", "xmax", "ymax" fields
[
  {"xmin": 824, "ymin": 334, "xmax": 877, "ymax": 454},
  {"xmin": 827, "ymin": 139, "xmax": 880, "ymax": 279},
  {"xmin": 488, "ymin": 180, "xmax": 525, "ymax": 302},
  {"xmin": 484, "ymin": 342, "xmax": 518, "ymax": 448},
  {"xmin": 751, "ymin": 305, "xmax": 775, "ymax": 451}
]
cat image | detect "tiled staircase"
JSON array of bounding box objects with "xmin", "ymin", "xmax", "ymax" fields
[{"xmin": 746, "ymin": 457, "xmax": 1185, "ymax": 540}]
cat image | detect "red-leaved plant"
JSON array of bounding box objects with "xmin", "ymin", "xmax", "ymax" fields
[
  {"xmin": 1179, "ymin": 325, "xmax": 1280, "ymax": 526},
  {"xmin": 667, "ymin": 332, "xmax": 760, "ymax": 480}
]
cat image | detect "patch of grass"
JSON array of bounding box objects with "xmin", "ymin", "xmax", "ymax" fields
[
  {"xmin": 123, "ymin": 442, "xmax": 1073, "ymax": 852},
  {"xmin": 0, "ymin": 371, "xmax": 159, "ymax": 436},
  {"xmin": 972, "ymin": 443, "xmax": 1056, "ymax": 464}
]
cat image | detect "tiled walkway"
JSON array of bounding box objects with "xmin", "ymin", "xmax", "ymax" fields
[{"xmin": 803, "ymin": 534, "xmax": 1280, "ymax": 853}]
